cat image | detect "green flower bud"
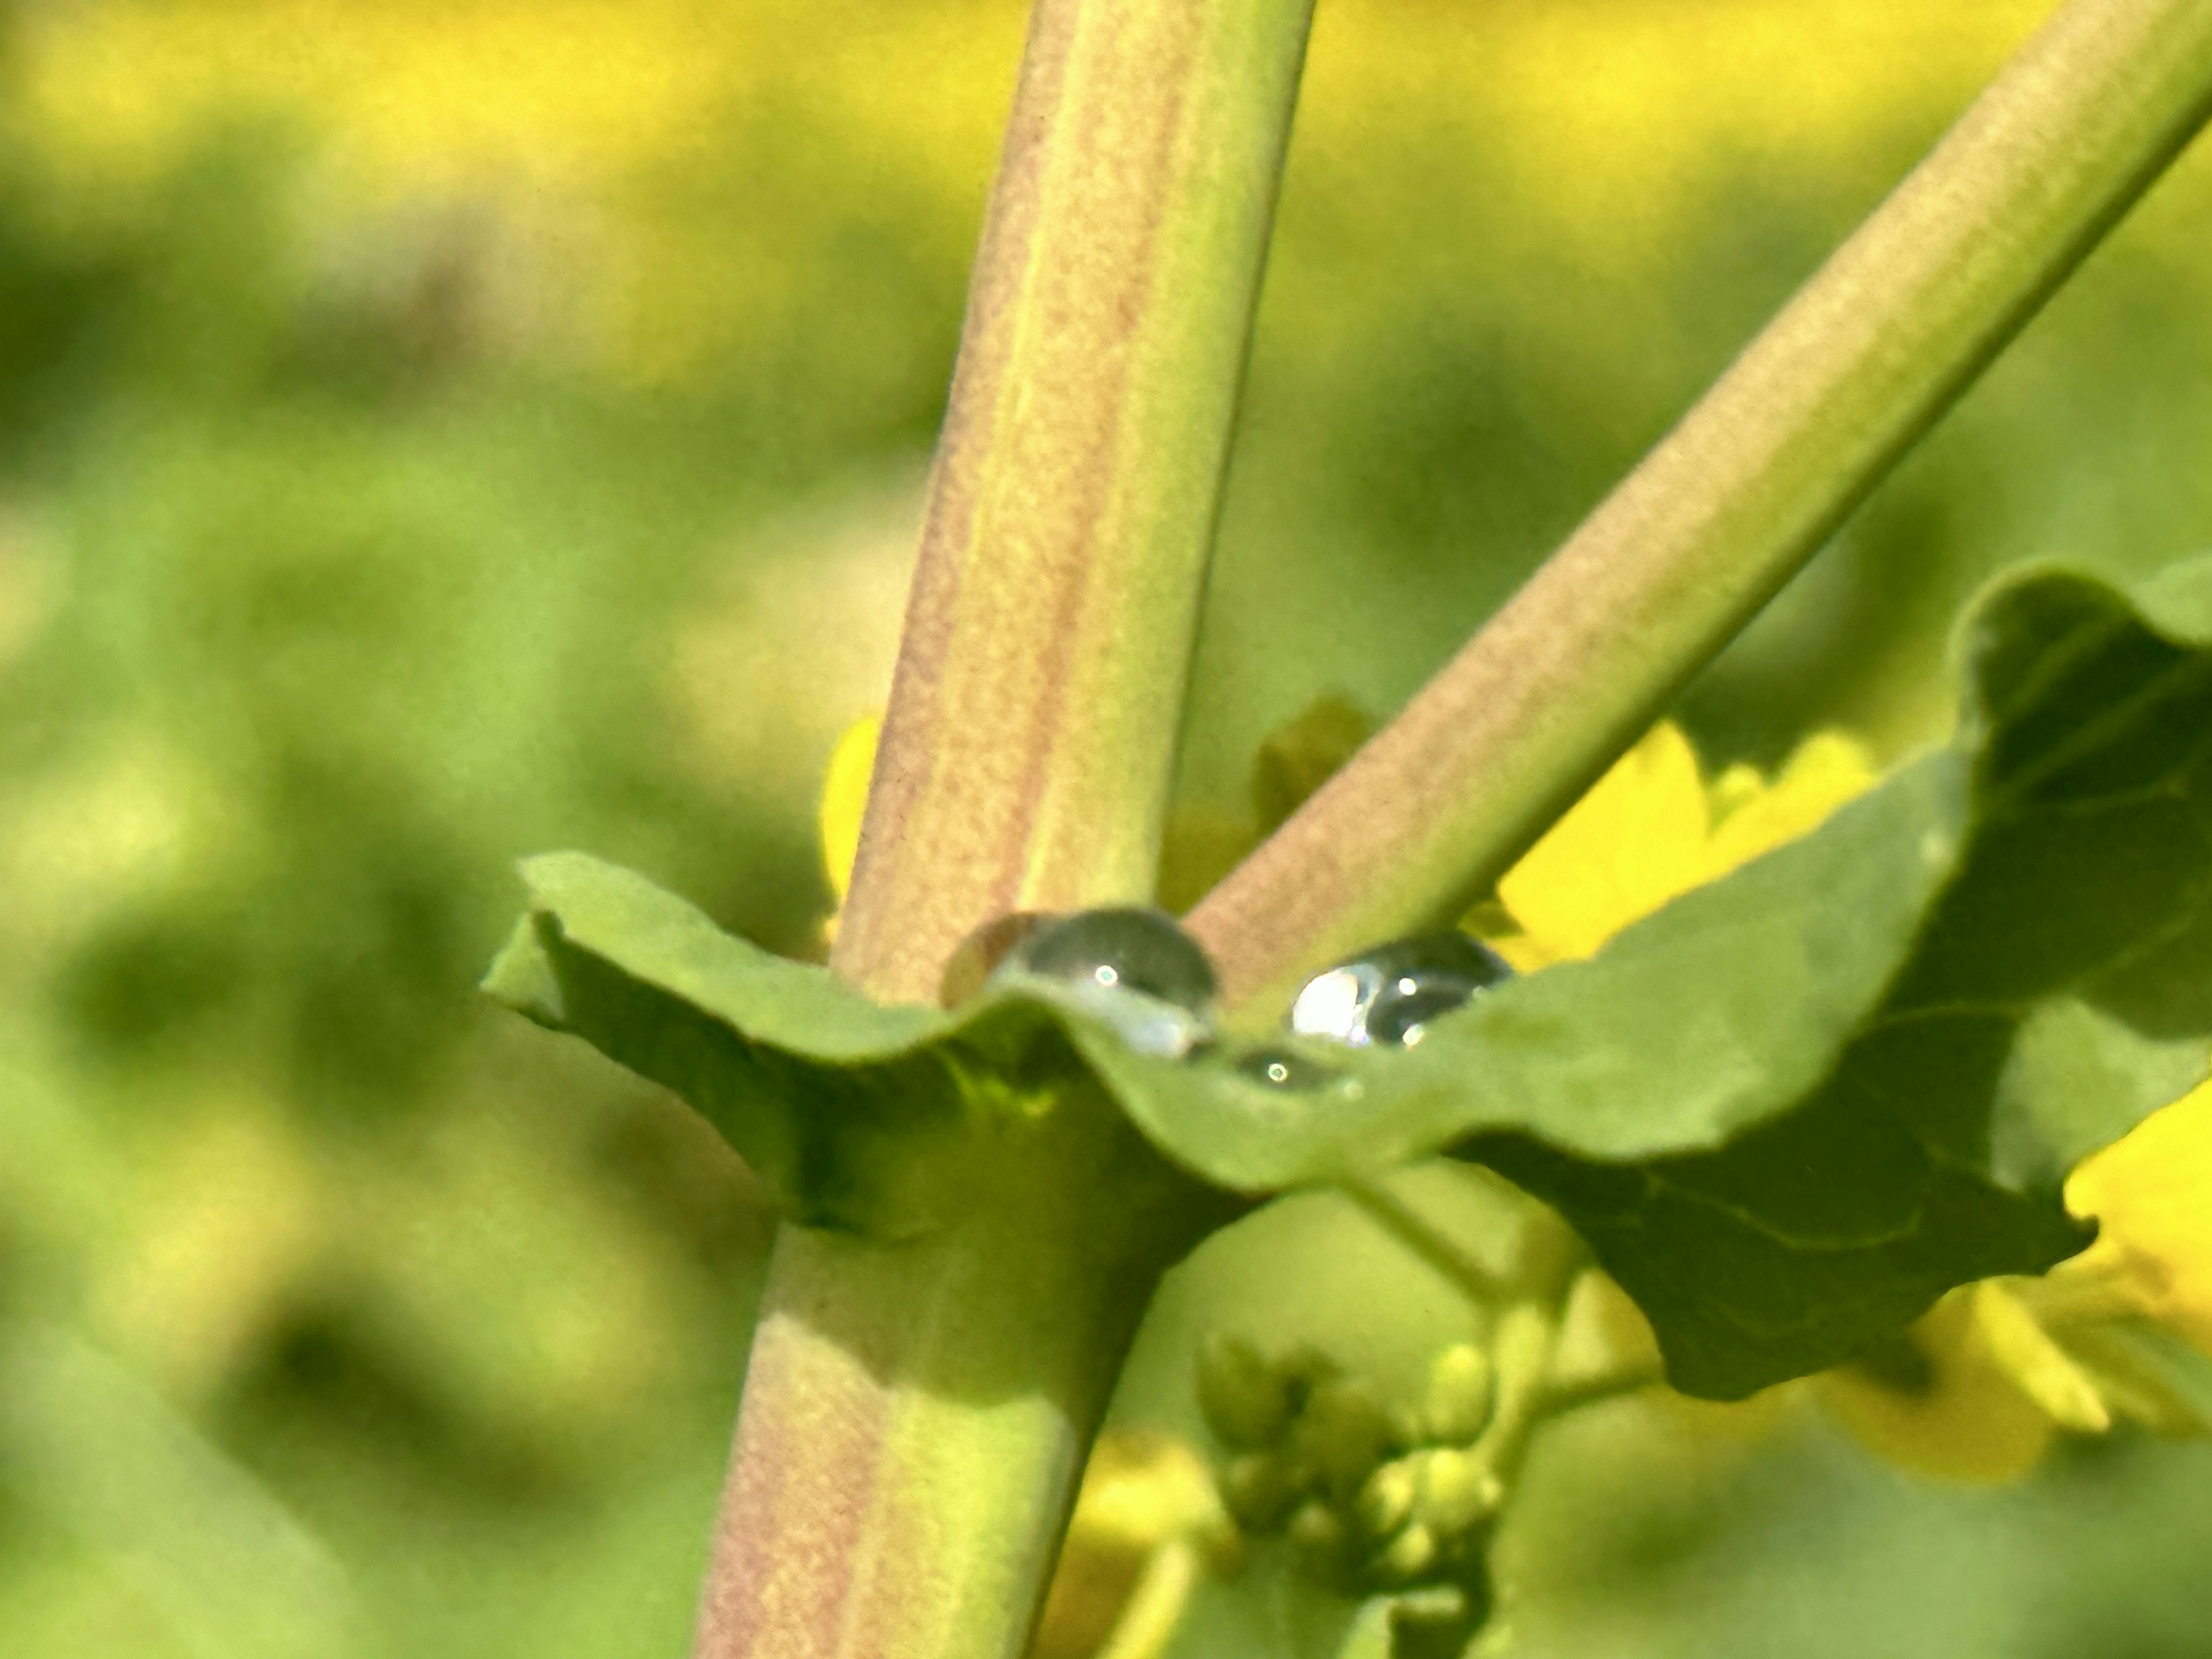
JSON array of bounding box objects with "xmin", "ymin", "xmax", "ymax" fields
[
  {"xmin": 1277, "ymin": 1341, "xmax": 1344, "ymax": 1392},
  {"xmin": 1423, "ymin": 1342, "xmax": 1494, "ymax": 1446},
  {"xmin": 1355, "ymin": 1456, "xmax": 1420, "ymax": 1539},
  {"xmin": 1196, "ymin": 1333, "xmax": 1296, "ymax": 1448},
  {"xmin": 1219, "ymin": 1450, "xmax": 1304, "ymax": 1535},
  {"xmin": 1414, "ymin": 1446, "xmax": 1503, "ymax": 1539},
  {"xmin": 1372, "ymin": 1521, "xmax": 1439, "ymax": 1587},
  {"xmin": 1287, "ymin": 1498, "xmax": 1354, "ymax": 1587},
  {"xmin": 1294, "ymin": 1377, "xmax": 1401, "ymax": 1502}
]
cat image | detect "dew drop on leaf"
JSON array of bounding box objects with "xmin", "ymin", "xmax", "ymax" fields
[
  {"xmin": 1288, "ymin": 933, "xmax": 1513, "ymax": 1047},
  {"xmin": 993, "ymin": 907, "xmax": 1218, "ymax": 1056},
  {"xmin": 1235, "ymin": 1046, "xmax": 1342, "ymax": 1090},
  {"xmin": 1006, "ymin": 907, "xmax": 1219, "ymax": 1012}
]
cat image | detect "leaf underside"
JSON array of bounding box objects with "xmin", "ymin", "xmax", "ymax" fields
[{"xmin": 485, "ymin": 559, "xmax": 2212, "ymax": 1399}]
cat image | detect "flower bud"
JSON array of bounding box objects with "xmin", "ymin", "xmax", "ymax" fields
[
  {"xmin": 1422, "ymin": 1342, "xmax": 1494, "ymax": 1445},
  {"xmin": 1196, "ymin": 1333, "xmax": 1296, "ymax": 1449},
  {"xmin": 1387, "ymin": 1578, "xmax": 1488, "ymax": 1659},
  {"xmin": 1414, "ymin": 1446, "xmax": 1503, "ymax": 1539},
  {"xmin": 1372, "ymin": 1521, "xmax": 1439, "ymax": 1587},
  {"xmin": 1219, "ymin": 1450, "xmax": 1303, "ymax": 1535},
  {"xmin": 1295, "ymin": 1378, "xmax": 1402, "ymax": 1502},
  {"xmin": 1287, "ymin": 1498, "xmax": 1353, "ymax": 1586},
  {"xmin": 1355, "ymin": 1456, "xmax": 1420, "ymax": 1539}
]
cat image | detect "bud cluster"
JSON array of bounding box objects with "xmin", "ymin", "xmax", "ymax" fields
[{"xmin": 1196, "ymin": 1333, "xmax": 1504, "ymax": 1654}]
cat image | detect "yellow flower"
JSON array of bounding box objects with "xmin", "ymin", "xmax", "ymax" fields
[
  {"xmin": 813, "ymin": 714, "xmax": 881, "ymax": 950},
  {"xmin": 1483, "ymin": 722, "xmax": 2058, "ymax": 1481},
  {"xmin": 1487, "ymin": 720, "xmax": 2212, "ymax": 1480},
  {"xmin": 818, "ymin": 714, "xmax": 881, "ymax": 907},
  {"xmin": 2065, "ymin": 1078, "xmax": 2212, "ymax": 1355},
  {"xmin": 1811, "ymin": 1285, "xmax": 2069, "ymax": 1484},
  {"xmin": 1031, "ymin": 1429, "xmax": 1232, "ymax": 1659},
  {"xmin": 1488, "ymin": 721, "xmax": 1876, "ymax": 967}
]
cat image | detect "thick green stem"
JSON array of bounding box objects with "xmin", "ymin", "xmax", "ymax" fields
[
  {"xmin": 1189, "ymin": 0, "xmax": 2212, "ymax": 1016},
  {"xmin": 699, "ymin": 0, "xmax": 1312, "ymax": 1647},
  {"xmin": 833, "ymin": 0, "xmax": 1315, "ymax": 1006},
  {"xmin": 692, "ymin": 1086, "xmax": 1221, "ymax": 1659},
  {"xmin": 692, "ymin": 1226, "xmax": 1139, "ymax": 1659}
]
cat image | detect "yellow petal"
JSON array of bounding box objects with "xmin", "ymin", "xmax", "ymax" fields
[
  {"xmin": 818, "ymin": 714, "xmax": 881, "ymax": 904},
  {"xmin": 2065, "ymin": 1076, "xmax": 2212, "ymax": 1355},
  {"xmin": 1032, "ymin": 1430, "xmax": 1224, "ymax": 1659},
  {"xmin": 1702, "ymin": 729, "xmax": 1878, "ymax": 879},
  {"xmin": 1496, "ymin": 722, "xmax": 1710, "ymax": 961},
  {"xmin": 1813, "ymin": 1289, "xmax": 2056, "ymax": 1484},
  {"xmin": 1971, "ymin": 1281, "xmax": 2111, "ymax": 1435}
]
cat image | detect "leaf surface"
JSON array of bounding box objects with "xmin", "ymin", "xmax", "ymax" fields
[{"xmin": 486, "ymin": 561, "xmax": 2212, "ymax": 1396}]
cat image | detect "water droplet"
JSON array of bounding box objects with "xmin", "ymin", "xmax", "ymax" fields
[
  {"xmin": 1288, "ymin": 932, "xmax": 1512, "ymax": 1048},
  {"xmin": 993, "ymin": 907, "xmax": 1218, "ymax": 1057},
  {"xmin": 1236, "ymin": 1046, "xmax": 1340, "ymax": 1090},
  {"xmin": 1007, "ymin": 907, "xmax": 1218, "ymax": 1011}
]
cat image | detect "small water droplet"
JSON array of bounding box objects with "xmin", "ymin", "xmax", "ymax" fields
[
  {"xmin": 1289, "ymin": 932, "xmax": 1512, "ymax": 1048},
  {"xmin": 1236, "ymin": 1046, "xmax": 1341, "ymax": 1090}
]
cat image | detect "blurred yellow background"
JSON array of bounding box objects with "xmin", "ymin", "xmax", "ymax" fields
[{"xmin": 5, "ymin": 3, "xmax": 2212, "ymax": 1656}]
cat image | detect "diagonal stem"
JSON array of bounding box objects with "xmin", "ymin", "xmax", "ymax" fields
[
  {"xmin": 1188, "ymin": 0, "xmax": 2212, "ymax": 1017},
  {"xmin": 1339, "ymin": 1176, "xmax": 1509, "ymax": 1308}
]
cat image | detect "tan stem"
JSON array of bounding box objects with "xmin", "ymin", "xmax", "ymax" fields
[
  {"xmin": 832, "ymin": 0, "xmax": 1315, "ymax": 1005},
  {"xmin": 695, "ymin": 0, "xmax": 1310, "ymax": 1649},
  {"xmin": 691, "ymin": 1229, "xmax": 1129, "ymax": 1659},
  {"xmin": 690, "ymin": 1091, "xmax": 1221, "ymax": 1659}
]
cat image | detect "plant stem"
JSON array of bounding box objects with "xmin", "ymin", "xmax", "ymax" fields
[
  {"xmin": 832, "ymin": 0, "xmax": 1315, "ymax": 1007},
  {"xmin": 1188, "ymin": 0, "xmax": 2212, "ymax": 1016},
  {"xmin": 692, "ymin": 1089, "xmax": 1218, "ymax": 1659},
  {"xmin": 1462, "ymin": 1300, "xmax": 1562, "ymax": 1499},
  {"xmin": 699, "ymin": 0, "xmax": 1313, "ymax": 1650},
  {"xmin": 1339, "ymin": 1176, "xmax": 1508, "ymax": 1308},
  {"xmin": 1529, "ymin": 1357, "xmax": 1667, "ymax": 1425}
]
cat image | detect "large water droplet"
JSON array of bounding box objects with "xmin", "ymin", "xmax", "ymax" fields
[
  {"xmin": 995, "ymin": 907, "xmax": 1218, "ymax": 1056},
  {"xmin": 1289, "ymin": 933, "xmax": 1512, "ymax": 1048},
  {"xmin": 1008, "ymin": 907, "xmax": 1218, "ymax": 1011}
]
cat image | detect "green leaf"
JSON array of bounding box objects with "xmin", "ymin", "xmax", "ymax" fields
[
  {"xmin": 485, "ymin": 853, "xmax": 971, "ymax": 1238},
  {"xmin": 486, "ymin": 561, "xmax": 2212, "ymax": 1399},
  {"xmin": 485, "ymin": 851, "xmax": 1226, "ymax": 1237},
  {"xmin": 1457, "ymin": 560, "xmax": 2212, "ymax": 1395}
]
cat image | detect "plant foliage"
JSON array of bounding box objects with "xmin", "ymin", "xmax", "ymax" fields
[{"xmin": 488, "ymin": 559, "xmax": 2212, "ymax": 1397}]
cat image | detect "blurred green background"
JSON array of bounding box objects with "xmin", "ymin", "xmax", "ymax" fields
[{"xmin": 4, "ymin": 1, "xmax": 2212, "ymax": 1654}]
